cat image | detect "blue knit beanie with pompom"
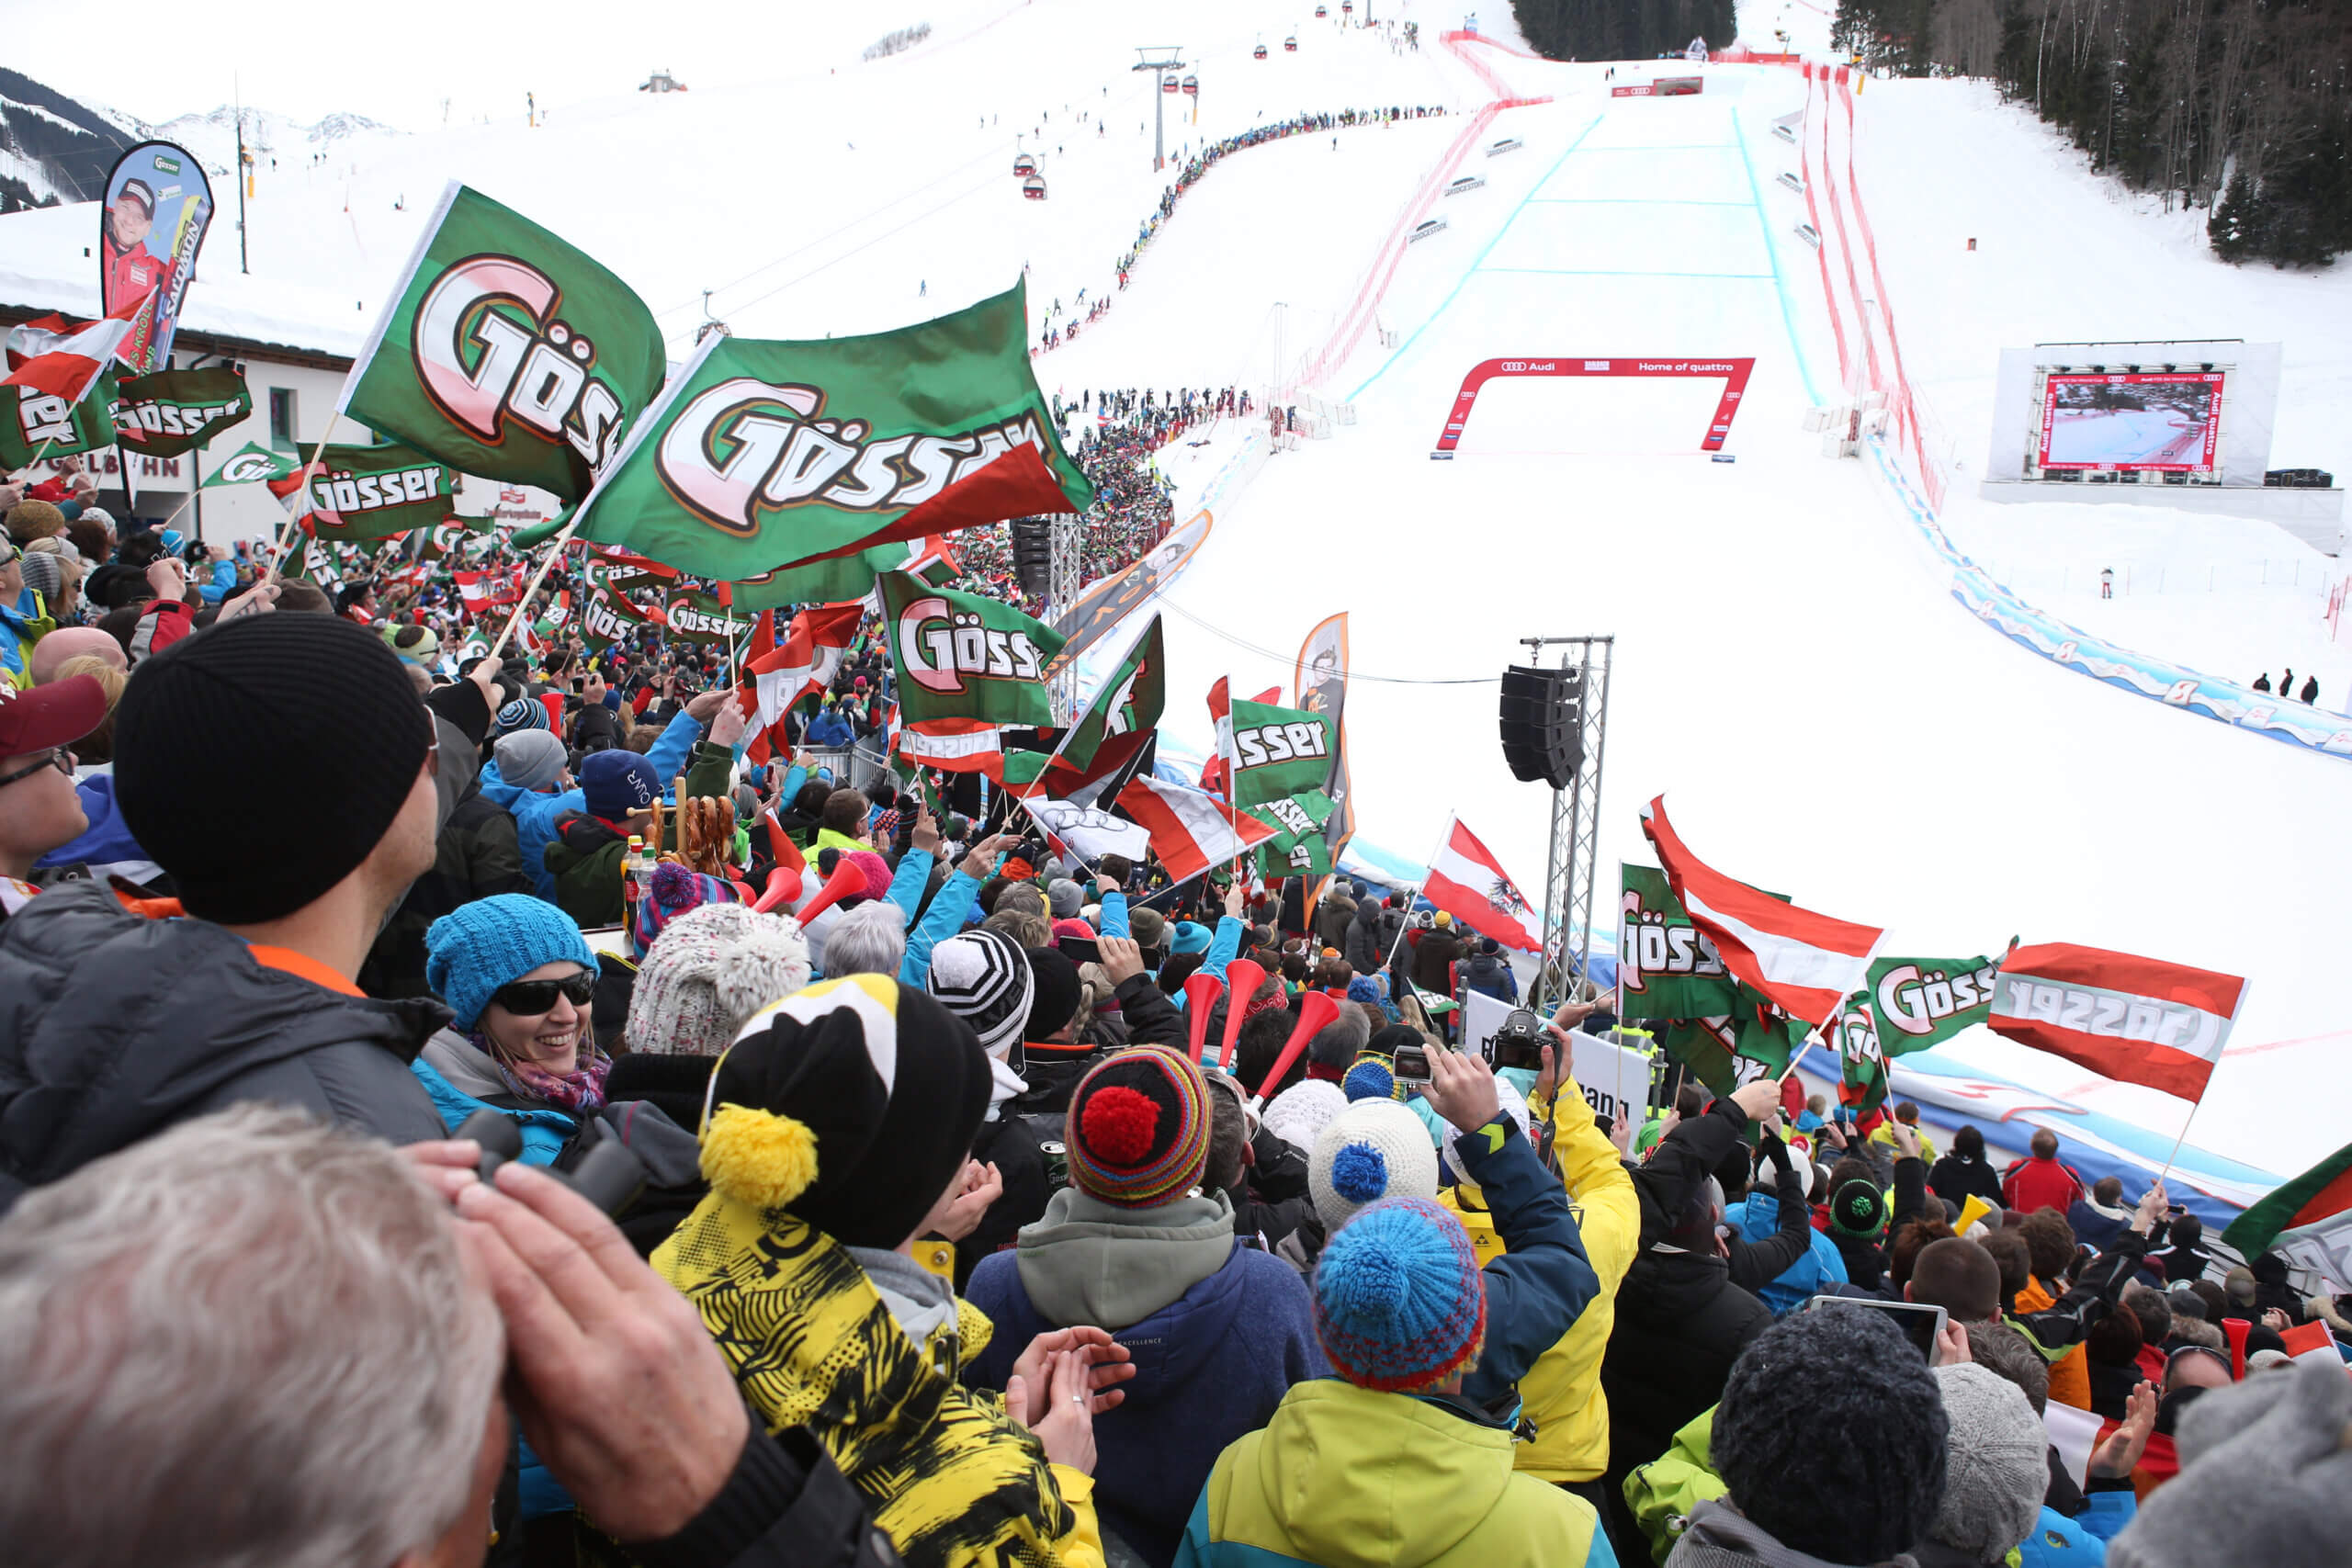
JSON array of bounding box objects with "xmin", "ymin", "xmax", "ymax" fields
[{"xmin": 1313, "ymin": 1196, "xmax": 1487, "ymax": 1393}]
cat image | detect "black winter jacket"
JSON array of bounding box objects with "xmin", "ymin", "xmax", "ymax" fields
[
  {"xmin": 1342, "ymin": 900, "xmax": 1384, "ymax": 971},
  {"xmin": 0, "ymin": 880, "xmax": 447, "ymax": 1211}
]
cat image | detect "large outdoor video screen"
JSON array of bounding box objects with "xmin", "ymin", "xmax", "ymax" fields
[{"xmin": 2037, "ymin": 371, "xmax": 2224, "ymax": 473}]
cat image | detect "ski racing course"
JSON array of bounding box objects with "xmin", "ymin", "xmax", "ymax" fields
[{"xmin": 1061, "ymin": 39, "xmax": 2352, "ymax": 1190}]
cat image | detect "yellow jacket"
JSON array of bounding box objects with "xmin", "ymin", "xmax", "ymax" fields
[
  {"xmin": 654, "ymin": 1190, "xmax": 1105, "ymax": 1568},
  {"xmin": 1439, "ymin": 1073, "xmax": 1642, "ymax": 1483}
]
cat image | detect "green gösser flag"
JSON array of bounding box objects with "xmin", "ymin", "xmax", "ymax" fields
[
  {"xmin": 1657, "ymin": 985, "xmax": 1807, "ymax": 1097},
  {"xmin": 1618, "ymin": 864, "xmax": 1745, "ymax": 1020},
  {"xmin": 202, "ymin": 441, "xmax": 302, "ymax": 488},
  {"xmin": 570, "ymin": 280, "xmax": 1093, "ymax": 580},
  {"xmin": 108, "ymin": 367, "xmax": 250, "ymax": 458},
  {"xmin": 301, "ymin": 443, "xmax": 457, "ymax": 540},
  {"xmin": 1222, "ymin": 698, "xmax": 1332, "ymax": 809},
  {"xmin": 880, "ymin": 570, "xmax": 1064, "ymax": 728},
  {"xmin": 1862, "ymin": 953, "xmax": 2003, "ymax": 1055},
  {"xmin": 659, "ymin": 587, "xmax": 757, "ymax": 647},
  {"xmin": 1254, "ymin": 790, "xmax": 1335, "ymax": 879},
  {"xmin": 342, "ymin": 183, "xmax": 667, "ymax": 501},
  {"xmin": 0, "ymin": 380, "xmax": 113, "ymax": 468}
]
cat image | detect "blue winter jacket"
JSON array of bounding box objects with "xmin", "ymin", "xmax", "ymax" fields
[
  {"xmin": 2020, "ymin": 1492, "xmax": 2136, "ymax": 1566},
  {"xmin": 966, "ymin": 1213, "xmax": 1327, "ymax": 1568},
  {"xmin": 479, "ymin": 709, "xmax": 705, "ymax": 902},
  {"xmin": 1726, "ymin": 1187, "xmax": 1849, "ymax": 1315},
  {"xmin": 1452, "ymin": 1116, "xmax": 1604, "ymax": 1410}
]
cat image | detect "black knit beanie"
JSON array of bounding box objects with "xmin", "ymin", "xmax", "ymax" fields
[
  {"xmin": 115, "ymin": 614, "xmax": 431, "ymax": 924},
  {"xmin": 1713, "ymin": 1308, "xmax": 1950, "ymax": 1562},
  {"xmin": 705, "ymin": 977, "xmax": 989, "ymax": 1248},
  {"xmin": 1024, "ymin": 947, "xmax": 1082, "ymax": 1039}
]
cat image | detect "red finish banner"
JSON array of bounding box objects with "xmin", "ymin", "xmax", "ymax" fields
[{"xmin": 1430, "ymin": 356, "xmax": 1756, "ymax": 458}]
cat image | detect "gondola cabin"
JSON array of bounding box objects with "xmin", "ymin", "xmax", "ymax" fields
[
  {"xmin": 1284, "ymin": 35, "xmax": 1298, "ymax": 51},
  {"xmin": 1252, "ymin": 42, "xmax": 1268, "ymax": 59},
  {"xmin": 1022, "ymin": 174, "xmax": 1047, "ymax": 200},
  {"xmin": 1182, "ymin": 74, "xmax": 1199, "ymax": 96},
  {"xmin": 1316, "ymin": 4, "xmax": 1328, "ymax": 14},
  {"xmin": 1162, "ymin": 73, "xmax": 1180, "ymax": 93},
  {"xmin": 1013, "ymin": 153, "xmax": 1037, "ymax": 176}
]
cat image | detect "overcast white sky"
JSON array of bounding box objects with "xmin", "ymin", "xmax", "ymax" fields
[{"xmin": 6, "ymin": 0, "xmax": 938, "ymax": 130}]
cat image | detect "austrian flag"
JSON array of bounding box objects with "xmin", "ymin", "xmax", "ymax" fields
[
  {"xmin": 1986, "ymin": 942, "xmax": 2248, "ymax": 1102},
  {"xmin": 1422, "ymin": 818, "xmax": 1541, "ymax": 951},
  {"xmin": 1114, "ymin": 775, "xmax": 1274, "ymax": 883},
  {"xmin": 748, "ymin": 602, "xmax": 862, "ymax": 736},
  {"xmin": 1641, "ymin": 796, "xmax": 1884, "ymax": 1026}
]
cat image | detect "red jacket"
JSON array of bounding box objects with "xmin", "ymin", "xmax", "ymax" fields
[{"xmin": 2001, "ymin": 1154, "xmax": 2086, "ymax": 1215}]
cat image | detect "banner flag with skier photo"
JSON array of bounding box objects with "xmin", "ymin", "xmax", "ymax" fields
[
  {"xmin": 570, "ymin": 279, "xmax": 1093, "ymax": 580},
  {"xmin": 879, "ymin": 570, "xmax": 1064, "ymax": 728},
  {"xmin": 299, "ymin": 443, "xmax": 458, "ymax": 541},
  {"xmin": 1294, "ymin": 613, "xmax": 1354, "ymax": 906},
  {"xmin": 100, "ymin": 141, "xmax": 212, "ymax": 375},
  {"xmin": 341, "ymin": 183, "xmax": 668, "ymax": 502},
  {"xmin": 108, "ymin": 367, "xmax": 250, "ymax": 457}
]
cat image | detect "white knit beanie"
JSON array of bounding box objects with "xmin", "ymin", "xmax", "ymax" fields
[
  {"xmin": 622, "ymin": 903, "xmax": 811, "ymax": 1056},
  {"xmin": 1262, "ymin": 1078, "xmax": 1347, "ymax": 1156},
  {"xmin": 1308, "ymin": 1099, "xmax": 1441, "ymax": 1233}
]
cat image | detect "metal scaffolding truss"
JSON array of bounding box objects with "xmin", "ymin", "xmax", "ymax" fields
[
  {"xmin": 1047, "ymin": 513, "xmax": 1084, "ymax": 722},
  {"xmin": 1530, "ymin": 636, "xmax": 1613, "ymax": 1014}
]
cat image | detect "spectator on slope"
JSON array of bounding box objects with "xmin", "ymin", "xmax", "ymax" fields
[
  {"xmin": 0, "ymin": 1102, "xmax": 907, "ymax": 1567},
  {"xmin": 1870, "ymin": 1099, "xmax": 1939, "ymax": 1163},
  {"xmin": 1175, "ymin": 1194, "xmax": 1612, "ymax": 1568},
  {"xmin": 1923, "ymin": 1362, "xmax": 2079, "ymax": 1568},
  {"xmin": 1724, "ymin": 1156, "xmax": 1848, "ymax": 1316},
  {"xmin": 966, "ymin": 1047, "xmax": 1326, "ymax": 1568},
  {"xmin": 2069, "ymin": 1175, "xmax": 2138, "ymax": 1255},
  {"xmin": 0, "ymin": 615, "xmax": 457, "ymax": 1205},
  {"xmin": 0, "ymin": 533, "xmax": 57, "ymax": 689},
  {"xmin": 1462, "ymin": 935, "xmax": 1519, "ymax": 1003},
  {"xmin": 654, "ymin": 978, "xmax": 1130, "ymax": 1568},
  {"xmin": 0, "ymin": 673, "xmax": 107, "ymax": 908},
  {"xmin": 2152, "ymin": 1210, "xmax": 2211, "ymax": 1286},
  {"xmin": 1312, "ymin": 880, "xmax": 1355, "ymax": 952},
  {"xmin": 1659, "ymin": 1308, "xmax": 1949, "ymax": 1568},
  {"xmin": 566, "ymin": 667, "xmax": 623, "ymax": 753},
  {"xmin": 545, "ymin": 696, "xmax": 747, "ymax": 929},
  {"xmin": 1826, "ymin": 1117, "xmax": 1932, "ymax": 1293},
  {"xmin": 2003, "ymin": 1127, "xmax": 2088, "ymax": 1215},
  {"xmin": 1929, "ymin": 1122, "xmax": 2008, "ymax": 1213},
  {"xmin": 1598, "ymin": 1078, "xmax": 1799, "ymax": 1554}
]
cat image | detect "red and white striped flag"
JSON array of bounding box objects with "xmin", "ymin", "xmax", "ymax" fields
[
  {"xmin": 3, "ymin": 298, "xmax": 146, "ymax": 404},
  {"xmin": 1641, "ymin": 795, "xmax": 1884, "ymax": 1025},
  {"xmin": 746, "ymin": 601, "xmax": 862, "ymax": 736},
  {"xmin": 453, "ymin": 570, "xmax": 492, "ymax": 617},
  {"xmin": 1114, "ymin": 774, "xmax": 1274, "ymax": 883},
  {"xmin": 1987, "ymin": 942, "xmax": 2247, "ymax": 1102},
  {"xmin": 1422, "ymin": 818, "xmax": 1542, "ymax": 951},
  {"xmin": 899, "ymin": 716, "xmax": 1013, "ymax": 775}
]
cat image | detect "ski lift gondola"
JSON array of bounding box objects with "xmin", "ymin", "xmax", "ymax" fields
[
  {"xmin": 1316, "ymin": 4, "xmax": 1328, "ymax": 14},
  {"xmin": 1013, "ymin": 152, "xmax": 1037, "ymax": 176},
  {"xmin": 1342, "ymin": 0, "xmax": 1353, "ymax": 12},
  {"xmin": 1252, "ymin": 40, "xmax": 1268, "ymax": 60},
  {"xmin": 1182, "ymin": 74, "xmax": 1199, "ymax": 96},
  {"xmin": 1023, "ymin": 174, "xmax": 1047, "ymax": 200},
  {"xmin": 1162, "ymin": 73, "xmax": 1180, "ymax": 93},
  {"xmin": 1284, "ymin": 35, "xmax": 1298, "ymax": 51}
]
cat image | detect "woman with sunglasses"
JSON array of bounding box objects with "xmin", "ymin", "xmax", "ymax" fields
[{"xmin": 413, "ymin": 894, "xmax": 613, "ymax": 1166}]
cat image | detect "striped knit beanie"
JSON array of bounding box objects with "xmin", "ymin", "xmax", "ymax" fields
[
  {"xmin": 1065, "ymin": 1047, "xmax": 1213, "ymax": 1208},
  {"xmin": 1831, "ymin": 1178, "xmax": 1890, "ymax": 1239},
  {"xmin": 1313, "ymin": 1196, "xmax": 1487, "ymax": 1393},
  {"xmin": 1342, "ymin": 1055, "xmax": 1398, "ymax": 1102},
  {"xmin": 926, "ymin": 929, "xmax": 1035, "ymax": 1061}
]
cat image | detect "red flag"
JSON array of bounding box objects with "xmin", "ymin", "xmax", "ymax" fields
[
  {"xmin": 1421, "ymin": 818, "xmax": 1542, "ymax": 952},
  {"xmin": 453, "ymin": 570, "xmax": 492, "ymax": 617},
  {"xmin": 1640, "ymin": 795, "xmax": 1884, "ymax": 1026},
  {"xmin": 1987, "ymin": 942, "xmax": 2248, "ymax": 1102},
  {"xmin": 742, "ymin": 602, "xmax": 862, "ymax": 760},
  {"xmin": 1115, "ymin": 774, "xmax": 1275, "ymax": 883},
  {"xmin": 1206, "ymin": 677, "xmax": 1233, "ymax": 796},
  {"xmin": 899, "ymin": 716, "xmax": 1013, "ymax": 775},
  {"xmin": 1, "ymin": 296, "xmax": 145, "ymax": 404}
]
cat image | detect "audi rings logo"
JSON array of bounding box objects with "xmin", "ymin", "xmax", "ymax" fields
[{"xmin": 1500, "ymin": 360, "xmax": 1528, "ymax": 372}]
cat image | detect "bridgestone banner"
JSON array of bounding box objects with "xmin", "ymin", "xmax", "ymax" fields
[
  {"xmin": 880, "ymin": 569, "xmax": 1064, "ymax": 728},
  {"xmin": 1221, "ymin": 697, "xmax": 1333, "ymax": 808},
  {"xmin": 342, "ymin": 184, "xmax": 668, "ymax": 501},
  {"xmin": 109, "ymin": 367, "xmax": 250, "ymax": 457},
  {"xmin": 571, "ymin": 280, "xmax": 1093, "ymax": 580},
  {"xmin": 300, "ymin": 443, "xmax": 457, "ymax": 540},
  {"xmin": 101, "ymin": 141, "xmax": 213, "ymax": 375}
]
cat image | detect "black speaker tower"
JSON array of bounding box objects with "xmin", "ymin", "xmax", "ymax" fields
[{"xmin": 1498, "ymin": 664, "xmax": 1583, "ymax": 789}]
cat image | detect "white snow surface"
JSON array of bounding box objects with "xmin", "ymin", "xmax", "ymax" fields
[{"xmin": 0, "ymin": 0, "xmax": 2345, "ymax": 1179}]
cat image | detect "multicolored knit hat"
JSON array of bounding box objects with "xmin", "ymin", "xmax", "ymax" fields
[
  {"xmin": 1342, "ymin": 1055, "xmax": 1398, "ymax": 1102},
  {"xmin": 1313, "ymin": 1196, "xmax": 1487, "ymax": 1393},
  {"xmin": 1830, "ymin": 1178, "xmax": 1891, "ymax": 1239},
  {"xmin": 635, "ymin": 859, "xmax": 741, "ymax": 957},
  {"xmin": 1064, "ymin": 1047, "xmax": 1214, "ymax": 1208}
]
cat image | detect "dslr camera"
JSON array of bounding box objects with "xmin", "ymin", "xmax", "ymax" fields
[{"xmin": 1485, "ymin": 1009, "xmax": 1546, "ymax": 1071}]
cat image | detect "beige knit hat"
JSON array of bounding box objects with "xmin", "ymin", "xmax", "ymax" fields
[{"xmin": 622, "ymin": 903, "xmax": 811, "ymax": 1056}]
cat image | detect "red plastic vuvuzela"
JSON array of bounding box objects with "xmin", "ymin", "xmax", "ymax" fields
[
  {"xmin": 1255, "ymin": 990, "xmax": 1341, "ymax": 1106},
  {"xmin": 1184, "ymin": 973, "xmax": 1226, "ymax": 1060},
  {"xmin": 788, "ymin": 861, "xmax": 868, "ymax": 926},
  {"xmin": 1216, "ymin": 959, "xmax": 1269, "ymax": 1070},
  {"xmin": 752, "ymin": 864, "xmax": 805, "ymax": 914}
]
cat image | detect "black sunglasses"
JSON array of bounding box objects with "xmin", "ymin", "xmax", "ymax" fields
[{"xmin": 490, "ymin": 971, "xmax": 596, "ymax": 1016}]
